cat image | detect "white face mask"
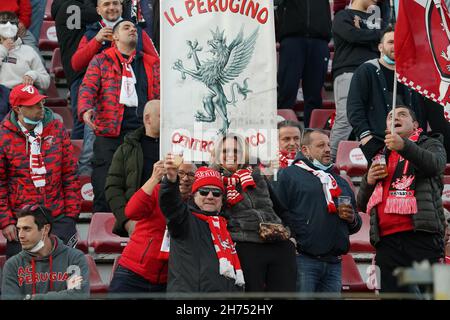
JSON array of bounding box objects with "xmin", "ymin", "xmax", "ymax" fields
[
  {"xmin": 0, "ymin": 22, "xmax": 18, "ymax": 39},
  {"xmin": 26, "ymin": 229, "xmax": 47, "ymax": 253}
]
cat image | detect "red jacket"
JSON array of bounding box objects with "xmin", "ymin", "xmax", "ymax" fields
[
  {"xmin": 0, "ymin": 109, "xmax": 81, "ymax": 229},
  {"xmin": 77, "ymin": 47, "xmax": 160, "ymax": 137},
  {"xmin": 71, "ymin": 28, "xmax": 159, "ymax": 72},
  {"xmin": 120, "ymin": 186, "xmax": 167, "ymax": 284},
  {"xmin": 0, "ymin": 0, "xmax": 32, "ymax": 28}
]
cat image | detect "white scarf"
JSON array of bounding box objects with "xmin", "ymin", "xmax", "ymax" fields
[
  {"xmin": 18, "ymin": 122, "xmax": 47, "ymax": 188},
  {"xmin": 295, "ymin": 160, "xmax": 341, "ymax": 213},
  {"xmin": 115, "ymin": 48, "xmax": 139, "ymax": 107}
]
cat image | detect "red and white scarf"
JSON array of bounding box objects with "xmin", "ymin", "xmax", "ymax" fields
[
  {"xmin": 115, "ymin": 48, "xmax": 138, "ymax": 107},
  {"xmin": 18, "ymin": 122, "xmax": 46, "ymax": 188},
  {"xmin": 295, "ymin": 160, "xmax": 342, "ymax": 213},
  {"xmin": 279, "ymin": 150, "xmax": 297, "ymax": 169},
  {"xmin": 222, "ymin": 168, "xmax": 256, "ymax": 206},
  {"xmin": 366, "ymin": 128, "xmax": 422, "ymax": 215},
  {"xmin": 193, "ymin": 213, "xmax": 245, "ymax": 286}
]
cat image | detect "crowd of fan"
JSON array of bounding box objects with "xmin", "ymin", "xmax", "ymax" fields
[{"xmin": 0, "ymin": 0, "xmax": 449, "ymax": 300}]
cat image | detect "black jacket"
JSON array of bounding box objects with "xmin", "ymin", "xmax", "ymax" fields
[
  {"xmin": 159, "ymin": 177, "xmax": 241, "ymax": 293},
  {"xmin": 332, "ymin": 9, "xmax": 384, "ymax": 79},
  {"xmin": 357, "ymin": 134, "xmax": 447, "ymax": 247},
  {"xmin": 275, "ymin": 153, "xmax": 362, "ymax": 261},
  {"xmin": 51, "ymin": 0, "xmax": 100, "ymax": 86},
  {"xmin": 347, "ymin": 59, "xmax": 428, "ymax": 140},
  {"xmin": 276, "ymin": 0, "xmax": 332, "ymax": 42}
]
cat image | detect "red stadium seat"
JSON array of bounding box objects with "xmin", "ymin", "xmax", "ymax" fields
[
  {"xmin": 443, "ymin": 176, "xmax": 450, "ymax": 211},
  {"xmin": 309, "ymin": 109, "xmax": 335, "ymax": 129},
  {"xmin": 341, "ymin": 254, "xmax": 371, "ymax": 292},
  {"xmin": 109, "ymin": 255, "xmax": 121, "ymax": 283},
  {"xmin": 44, "ymin": 78, "xmax": 67, "ymax": 107},
  {"xmin": 76, "ymin": 237, "xmax": 88, "ymax": 254},
  {"xmin": 44, "ymin": 0, "xmax": 54, "ymax": 20},
  {"xmin": 50, "ymin": 48, "xmax": 65, "ymax": 79},
  {"xmin": 335, "ymin": 141, "xmax": 368, "ymax": 177},
  {"xmin": 446, "ymin": 164, "xmax": 450, "ymax": 175},
  {"xmin": 85, "ymin": 254, "xmax": 108, "ymax": 294},
  {"xmin": 0, "ymin": 232, "xmax": 6, "ymax": 255},
  {"xmin": 80, "ymin": 175, "xmax": 94, "ymax": 213},
  {"xmin": 350, "ymin": 213, "xmax": 375, "ymax": 253},
  {"xmin": 71, "ymin": 139, "xmax": 83, "ymax": 161},
  {"xmin": 50, "ymin": 106, "xmax": 73, "ymax": 130},
  {"xmin": 277, "ymin": 109, "xmax": 298, "ymax": 122},
  {"xmin": 340, "ymin": 172, "xmax": 356, "ymax": 195},
  {"xmin": 39, "ymin": 20, "xmax": 59, "ymax": 51},
  {"xmin": 87, "ymin": 212, "xmax": 129, "ymax": 254}
]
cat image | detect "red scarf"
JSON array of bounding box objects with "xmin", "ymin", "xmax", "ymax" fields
[
  {"xmin": 295, "ymin": 161, "xmax": 342, "ymax": 213},
  {"xmin": 193, "ymin": 213, "xmax": 245, "ymax": 286},
  {"xmin": 222, "ymin": 168, "xmax": 256, "ymax": 206},
  {"xmin": 366, "ymin": 128, "xmax": 422, "ymax": 215},
  {"xmin": 279, "ymin": 150, "xmax": 297, "ymax": 169}
]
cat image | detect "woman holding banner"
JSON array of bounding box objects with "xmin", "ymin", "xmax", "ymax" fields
[{"xmin": 210, "ymin": 134, "xmax": 297, "ymax": 292}]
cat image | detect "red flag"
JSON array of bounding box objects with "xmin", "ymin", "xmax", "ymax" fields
[{"xmin": 396, "ymin": 0, "xmax": 450, "ymax": 119}]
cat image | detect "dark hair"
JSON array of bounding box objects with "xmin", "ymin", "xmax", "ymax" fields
[
  {"xmin": 380, "ymin": 24, "xmax": 394, "ymax": 43},
  {"xmin": 277, "ymin": 120, "xmax": 303, "ymax": 133},
  {"xmin": 16, "ymin": 205, "xmax": 53, "ymax": 232},
  {"xmin": 112, "ymin": 19, "xmax": 135, "ymax": 34},
  {"xmin": 391, "ymin": 105, "xmax": 418, "ymax": 122},
  {"xmin": 0, "ymin": 11, "xmax": 19, "ymax": 25},
  {"xmin": 301, "ymin": 128, "xmax": 328, "ymax": 147}
]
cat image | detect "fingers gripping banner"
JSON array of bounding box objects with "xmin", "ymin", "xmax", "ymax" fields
[{"xmin": 160, "ymin": 0, "xmax": 278, "ymax": 163}]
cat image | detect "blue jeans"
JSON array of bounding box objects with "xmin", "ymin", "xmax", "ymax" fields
[
  {"xmin": 77, "ymin": 124, "xmax": 95, "ymax": 176},
  {"xmin": 296, "ymin": 254, "xmax": 342, "ymax": 293},
  {"xmin": 109, "ymin": 265, "xmax": 166, "ymax": 293},
  {"xmin": 70, "ymin": 78, "xmax": 85, "ymax": 139},
  {"xmin": 29, "ymin": 0, "xmax": 47, "ymax": 42}
]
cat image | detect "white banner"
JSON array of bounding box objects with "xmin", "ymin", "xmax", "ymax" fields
[{"xmin": 160, "ymin": 0, "xmax": 278, "ymax": 164}]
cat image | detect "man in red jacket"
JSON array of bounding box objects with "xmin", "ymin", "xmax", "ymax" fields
[
  {"xmin": 78, "ymin": 19, "xmax": 160, "ymax": 213},
  {"xmin": 0, "ymin": 84, "xmax": 81, "ymax": 258}
]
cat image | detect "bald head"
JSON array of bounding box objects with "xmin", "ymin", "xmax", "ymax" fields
[{"xmin": 144, "ymin": 100, "xmax": 160, "ymax": 138}]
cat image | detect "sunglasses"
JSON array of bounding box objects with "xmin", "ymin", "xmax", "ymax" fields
[
  {"xmin": 22, "ymin": 204, "xmax": 52, "ymax": 224},
  {"xmin": 198, "ymin": 187, "xmax": 223, "ymax": 197}
]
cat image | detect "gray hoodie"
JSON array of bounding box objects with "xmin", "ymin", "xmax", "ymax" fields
[{"xmin": 1, "ymin": 236, "xmax": 89, "ymax": 300}]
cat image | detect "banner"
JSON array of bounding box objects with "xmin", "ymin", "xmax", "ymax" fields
[
  {"xmin": 396, "ymin": 0, "xmax": 450, "ymax": 119},
  {"xmin": 160, "ymin": 0, "xmax": 278, "ymax": 163}
]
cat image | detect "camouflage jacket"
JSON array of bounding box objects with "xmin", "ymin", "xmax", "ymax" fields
[
  {"xmin": 77, "ymin": 47, "xmax": 160, "ymax": 137},
  {"xmin": 0, "ymin": 108, "xmax": 81, "ymax": 228}
]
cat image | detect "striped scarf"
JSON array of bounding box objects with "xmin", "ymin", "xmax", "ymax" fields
[
  {"xmin": 18, "ymin": 122, "xmax": 46, "ymax": 188},
  {"xmin": 193, "ymin": 213, "xmax": 245, "ymax": 287},
  {"xmin": 222, "ymin": 168, "xmax": 256, "ymax": 206}
]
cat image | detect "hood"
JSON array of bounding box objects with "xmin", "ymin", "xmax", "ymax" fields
[
  {"xmin": 293, "ymin": 151, "xmax": 335, "ymax": 173},
  {"xmin": 123, "ymin": 126, "xmax": 146, "ymax": 146},
  {"xmin": 365, "ymin": 58, "xmax": 381, "ymax": 70}
]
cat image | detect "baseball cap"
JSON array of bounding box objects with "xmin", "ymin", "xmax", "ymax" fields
[{"xmin": 9, "ymin": 84, "xmax": 47, "ymax": 108}]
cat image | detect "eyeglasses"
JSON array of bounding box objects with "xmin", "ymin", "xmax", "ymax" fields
[
  {"xmin": 198, "ymin": 187, "xmax": 223, "ymax": 197},
  {"xmin": 21, "ymin": 204, "xmax": 52, "ymax": 224},
  {"xmin": 178, "ymin": 171, "xmax": 195, "ymax": 179}
]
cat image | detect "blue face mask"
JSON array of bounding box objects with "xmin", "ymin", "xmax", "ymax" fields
[
  {"xmin": 23, "ymin": 116, "xmax": 42, "ymax": 125},
  {"xmin": 312, "ymin": 158, "xmax": 333, "ymax": 171},
  {"xmin": 382, "ymin": 55, "xmax": 395, "ymax": 66}
]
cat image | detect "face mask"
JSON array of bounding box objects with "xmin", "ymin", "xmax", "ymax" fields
[
  {"xmin": 102, "ymin": 17, "xmax": 123, "ymax": 28},
  {"xmin": 0, "ymin": 22, "xmax": 18, "ymax": 39},
  {"xmin": 23, "ymin": 116, "xmax": 42, "ymax": 125},
  {"xmin": 312, "ymin": 158, "xmax": 333, "ymax": 171},
  {"xmin": 27, "ymin": 239, "xmax": 45, "ymax": 253},
  {"xmin": 383, "ymin": 54, "xmax": 395, "ymax": 66}
]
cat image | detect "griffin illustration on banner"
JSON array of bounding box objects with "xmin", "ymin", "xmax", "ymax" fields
[{"xmin": 173, "ymin": 26, "xmax": 259, "ymax": 134}]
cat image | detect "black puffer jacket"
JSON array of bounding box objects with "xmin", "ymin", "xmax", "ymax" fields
[
  {"xmin": 357, "ymin": 134, "xmax": 447, "ymax": 246},
  {"xmin": 159, "ymin": 177, "xmax": 241, "ymax": 293},
  {"xmin": 277, "ymin": 0, "xmax": 332, "ymax": 42}
]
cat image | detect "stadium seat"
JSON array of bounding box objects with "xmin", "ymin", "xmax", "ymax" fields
[
  {"xmin": 50, "ymin": 48, "xmax": 65, "ymax": 79},
  {"xmin": 309, "ymin": 109, "xmax": 335, "ymax": 129},
  {"xmin": 44, "ymin": 0, "xmax": 54, "ymax": 20},
  {"xmin": 277, "ymin": 109, "xmax": 298, "ymax": 121},
  {"xmin": 350, "ymin": 213, "xmax": 375, "ymax": 253},
  {"xmin": 87, "ymin": 212, "xmax": 129, "ymax": 254},
  {"xmin": 446, "ymin": 164, "xmax": 450, "ymax": 175},
  {"xmin": 340, "ymin": 172, "xmax": 357, "ymax": 195},
  {"xmin": 442, "ymin": 176, "xmax": 450, "ymax": 211},
  {"xmin": 0, "ymin": 232, "xmax": 6, "ymax": 255},
  {"xmin": 50, "ymin": 106, "xmax": 73, "ymax": 130},
  {"xmin": 80, "ymin": 175, "xmax": 94, "ymax": 213},
  {"xmin": 335, "ymin": 141, "xmax": 368, "ymax": 177},
  {"xmin": 341, "ymin": 254, "xmax": 371, "ymax": 292},
  {"xmin": 39, "ymin": 20, "xmax": 59, "ymax": 51},
  {"xmin": 109, "ymin": 255, "xmax": 121, "ymax": 283},
  {"xmin": 85, "ymin": 254, "xmax": 108, "ymax": 294},
  {"xmin": 76, "ymin": 237, "xmax": 88, "ymax": 254},
  {"xmin": 44, "ymin": 78, "xmax": 67, "ymax": 107}
]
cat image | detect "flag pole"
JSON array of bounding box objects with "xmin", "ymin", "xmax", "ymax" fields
[{"xmin": 391, "ymin": 70, "xmax": 398, "ymax": 134}]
